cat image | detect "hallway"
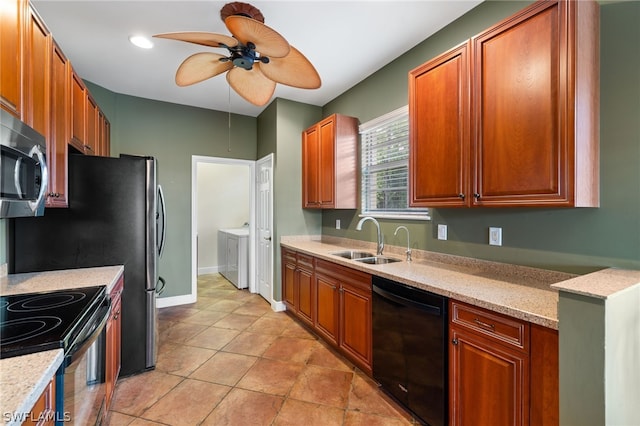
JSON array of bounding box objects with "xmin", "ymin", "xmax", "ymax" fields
[{"xmin": 105, "ymin": 274, "xmax": 415, "ymax": 425}]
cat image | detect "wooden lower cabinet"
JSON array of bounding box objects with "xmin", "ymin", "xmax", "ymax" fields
[
  {"xmin": 24, "ymin": 378, "xmax": 55, "ymax": 426},
  {"xmin": 105, "ymin": 274, "xmax": 123, "ymax": 412},
  {"xmin": 281, "ymin": 249, "xmax": 314, "ymax": 327},
  {"xmin": 449, "ymin": 300, "xmax": 558, "ymax": 426},
  {"xmin": 281, "ymin": 248, "xmax": 372, "ymax": 374}
]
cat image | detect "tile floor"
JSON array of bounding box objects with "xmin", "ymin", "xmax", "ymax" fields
[{"xmin": 105, "ymin": 274, "xmax": 416, "ymax": 425}]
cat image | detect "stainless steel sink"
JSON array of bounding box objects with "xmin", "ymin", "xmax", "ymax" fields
[
  {"xmin": 354, "ymin": 256, "xmax": 402, "ymax": 265},
  {"xmin": 330, "ymin": 250, "xmax": 376, "ymax": 260}
]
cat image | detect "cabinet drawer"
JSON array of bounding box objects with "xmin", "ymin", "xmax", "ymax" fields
[
  {"xmin": 282, "ymin": 248, "xmax": 296, "ymax": 264},
  {"xmin": 297, "ymin": 253, "xmax": 314, "ymax": 270},
  {"xmin": 451, "ymin": 300, "xmax": 529, "ymax": 352}
]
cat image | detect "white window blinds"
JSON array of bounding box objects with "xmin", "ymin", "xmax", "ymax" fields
[{"xmin": 360, "ymin": 106, "xmax": 428, "ymax": 218}]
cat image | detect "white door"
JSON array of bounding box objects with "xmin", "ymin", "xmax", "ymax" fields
[{"xmin": 256, "ymin": 155, "xmax": 273, "ymax": 303}]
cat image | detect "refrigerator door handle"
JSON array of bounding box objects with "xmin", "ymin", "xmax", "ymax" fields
[
  {"xmin": 156, "ymin": 276, "xmax": 166, "ymax": 295},
  {"xmin": 157, "ymin": 184, "xmax": 167, "ymax": 258}
]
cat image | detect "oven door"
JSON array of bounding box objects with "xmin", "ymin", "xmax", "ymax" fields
[{"xmin": 56, "ymin": 301, "xmax": 110, "ymax": 425}]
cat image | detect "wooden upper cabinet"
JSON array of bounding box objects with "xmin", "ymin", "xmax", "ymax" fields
[
  {"xmin": 48, "ymin": 40, "xmax": 70, "ymax": 207},
  {"xmin": 24, "ymin": 4, "xmax": 51, "ymax": 139},
  {"xmin": 410, "ymin": 41, "xmax": 470, "ymax": 207},
  {"xmin": 70, "ymin": 68, "xmax": 85, "ymax": 151},
  {"xmin": 409, "ymin": 0, "xmax": 599, "ymax": 208},
  {"xmin": 85, "ymin": 94, "xmax": 98, "ymax": 155},
  {"xmin": 1, "ymin": 0, "xmax": 24, "ymax": 117},
  {"xmin": 472, "ymin": 0, "xmax": 599, "ymax": 207},
  {"xmin": 302, "ymin": 114, "xmax": 359, "ymax": 209}
]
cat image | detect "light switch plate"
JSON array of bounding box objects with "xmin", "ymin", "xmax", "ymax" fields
[
  {"xmin": 336, "ymin": 219, "xmax": 341, "ymax": 230},
  {"xmin": 489, "ymin": 227, "xmax": 502, "ymax": 246},
  {"xmin": 437, "ymin": 224, "xmax": 448, "ymax": 240}
]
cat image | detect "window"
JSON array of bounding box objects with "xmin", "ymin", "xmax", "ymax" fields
[{"xmin": 360, "ymin": 105, "xmax": 429, "ymax": 219}]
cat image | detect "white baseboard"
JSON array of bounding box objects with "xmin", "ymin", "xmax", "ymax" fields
[
  {"xmin": 157, "ymin": 293, "xmax": 196, "ymax": 308},
  {"xmin": 271, "ymin": 300, "xmax": 286, "ymax": 312},
  {"xmin": 198, "ymin": 266, "xmax": 221, "ymax": 275}
]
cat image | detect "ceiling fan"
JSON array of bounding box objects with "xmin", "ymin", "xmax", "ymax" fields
[{"xmin": 153, "ymin": 2, "xmax": 321, "ymax": 106}]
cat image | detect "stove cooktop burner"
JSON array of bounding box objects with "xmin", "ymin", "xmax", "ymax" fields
[
  {"xmin": 7, "ymin": 291, "xmax": 87, "ymax": 312},
  {"xmin": 0, "ymin": 286, "xmax": 107, "ymax": 359}
]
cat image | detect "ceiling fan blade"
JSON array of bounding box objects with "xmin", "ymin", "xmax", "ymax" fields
[
  {"xmin": 153, "ymin": 31, "xmax": 238, "ymax": 49},
  {"xmin": 261, "ymin": 46, "xmax": 321, "ymax": 89},
  {"xmin": 175, "ymin": 53, "xmax": 233, "ymax": 86},
  {"xmin": 226, "ymin": 64, "xmax": 276, "ymax": 106},
  {"xmin": 224, "ymin": 16, "xmax": 290, "ymax": 58}
]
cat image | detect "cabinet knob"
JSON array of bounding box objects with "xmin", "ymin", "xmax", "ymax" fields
[
  {"xmin": 473, "ymin": 193, "xmax": 481, "ymax": 199},
  {"xmin": 452, "ymin": 338, "xmax": 459, "ymax": 345},
  {"xmin": 458, "ymin": 193, "xmax": 465, "ymax": 200}
]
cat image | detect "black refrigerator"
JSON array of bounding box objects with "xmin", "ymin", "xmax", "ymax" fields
[{"xmin": 9, "ymin": 153, "xmax": 167, "ymax": 377}]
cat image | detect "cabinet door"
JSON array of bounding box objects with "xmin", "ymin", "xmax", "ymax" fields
[
  {"xmin": 302, "ymin": 125, "xmax": 320, "ymax": 207},
  {"xmin": 314, "ymin": 272, "xmax": 339, "ymax": 345},
  {"xmin": 24, "ymin": 378, "xmax": 55, "ymax": 426},
  {"xmin": 24, "ymin": 5, "xmax": 50, "ymax": 138},
  {"xmin": 450, "ymin": 328, "xmax": 529, "ymax": 426},
  {"xmin": 340, "ymin": 282, "xmax": 372, "ymax": 372},
  {"xmin": 318, "ymin": 117, "xmax": 335, "ymax": 207},
  {"xmin": 471, "ymin": 0, "xmax": 583, "ymax": 207},
  {"xmin": 282, "ymin": 250, "xmax": 296, "ymax": 310},
  {"xmin": 296, "ymin": 266, "xmax": 314, "ymax": 326},
  {"xmin": 1, "ymin": 0, "xmax": 23, "ymax": 117},
  {"xmin": 70, "ymin": 68, "xmax": 86, "ymax": 152},
  {"xmin": 85, "ymin": 94, "xmax": 98, "ymax": 155},
  {"xmin": 48, "ymin": 40, "xmax": 69, "ymax": 207},
  {"xmin": 409, "ymin": 42, "xmax": 470, "ymax": 207}
]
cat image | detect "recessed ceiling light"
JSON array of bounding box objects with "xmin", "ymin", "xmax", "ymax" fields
[{"xmin": 129, "ymin": 35, "xmax": 153, "ymax": 49}]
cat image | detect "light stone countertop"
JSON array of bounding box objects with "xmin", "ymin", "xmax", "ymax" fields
[
  {"xmin": 0, "ymin": 349, "xmax": 64, "ymax": 426},
  {"xmin": 551, "ymin": 267, "xmax": 640, "ymax": 299},
  {"xmin": 281, "ymin": 236, "xmax": 578, "ymax": 329},
  {"xmin": 0, "ymin": 265, "xmax": 124, "ymax": 425},
  {"xmin": 0, "ymin": 265, "xmax": 124, "ymax": 296}
]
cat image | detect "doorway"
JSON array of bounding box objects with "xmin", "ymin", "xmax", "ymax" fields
[{"xmin": 191, "ymin": 156, "xmax": 255, "ymax": 301}]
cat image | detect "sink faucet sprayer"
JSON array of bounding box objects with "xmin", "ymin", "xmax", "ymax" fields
[
  {"xmin": 394, "ymin": 226, "xmax": 412, "ymax": 262},
  {"xmin": 356, "ymin": 216, "xmax": 384, "ymax": 255}
]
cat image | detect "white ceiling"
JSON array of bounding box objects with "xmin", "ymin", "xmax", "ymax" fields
[{"xmin": 32, "ymin": 1, "xmax": 483, "ymax": 117}]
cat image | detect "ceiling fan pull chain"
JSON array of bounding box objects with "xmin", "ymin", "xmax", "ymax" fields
[{"xmin": 228, "ymin": 85, "xmax": 232, "ymax": 152}]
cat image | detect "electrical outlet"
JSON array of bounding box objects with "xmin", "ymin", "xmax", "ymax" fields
[
  {"xmin": 335, "ymin": 219, "xmax": 341, "ymax": 230},
  {"xmin": 437, "ymin": 224, "xmax": 448, "ymax": 240},
  {"xmin": 489, "ymin": 227, "xmax": 502, "ymax": 246}
]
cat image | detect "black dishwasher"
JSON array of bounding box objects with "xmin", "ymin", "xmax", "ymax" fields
[{"xmin": 372, "ymin": 275, "xmax": 448, "ymax": 426}]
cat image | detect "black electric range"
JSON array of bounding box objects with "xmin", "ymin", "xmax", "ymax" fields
[{"xmin": 0, "ymin": 286, "xmax": 108, "ymax": 359}]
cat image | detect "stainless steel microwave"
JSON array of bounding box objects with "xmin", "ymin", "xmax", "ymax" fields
[{"xmin": 0, "ymin": 109, "xmax": 48, "ymax": 218}]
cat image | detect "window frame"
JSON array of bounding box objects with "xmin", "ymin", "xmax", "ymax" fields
[{"xmin": 359, "ymin": 105, "xmax": 430, "ymax": 221}]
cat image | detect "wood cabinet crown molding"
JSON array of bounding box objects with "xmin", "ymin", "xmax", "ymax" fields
[{"xmin": 409, "ymin": 0, "xmax": 600, "ymax": 208}]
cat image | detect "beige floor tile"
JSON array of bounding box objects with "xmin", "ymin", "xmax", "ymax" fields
[
  {"xmin": 236, "ymin": 357, "xmax": 305, "ymax": 396},
  {"xmin": 190, "ymin": 351, "xmax": 257, "ymax": 386},
  {"xmin": 158, "ymin": 321, "xmax": 208, "ymax": 344},
  {"xmin": 343, "ymin": 410, "xmax": 414, "ymax": 425},
  {"xmin": 181, "ymin": 309, "xmax": 229, "ymax": 326},
  {"xmin": 245, "ymin": 315, "xmax": 290, "ymax": 335},
  {"xmin": 273, "ymin": 398, "xmax": 345, "ymax": 426},
  {"xmin": 289, "ymin": 365, "xmax": 354, "ymax": 408},
  {"xmin": 105, "ymin": 411, "xmax": 136, "ymax": 425},
  {"xmin": 154, "ymin": 343, "xmax": 215, "ymax": 377},
  {"xmin": 220, "ymin": 331, "xmax": 279, "ymax": 356},
  {"xmin": 307, "ymin": 343, "xmax": 354, "ymax": 372},
  {"xmin": 140, "ymin": 378, "xmax": 230, "ymax": 425},
  {"xmin": 201, "ymin": 388, "xmax": 283, "ymax": 426},
  {"xmin": 212, "ymin": 312, "xmax": 259, "ymax": 330},
  {"xmin": 110, "ymin": 370, "xmax": 182, "ymax": 417},
  {"xmin": 184, "ymin": 325, "xmax": 240, "ymax": 350},
  {"xmin": 262, "ymin": 335, "xmax": 320, "ymax": 364}
]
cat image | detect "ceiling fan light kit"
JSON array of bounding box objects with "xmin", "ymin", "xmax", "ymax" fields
[{"xmin": 153, "ymin": 2, "xmax": 321, "ymax": 107}]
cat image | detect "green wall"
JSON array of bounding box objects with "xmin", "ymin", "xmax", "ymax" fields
[
  {"xmin": 321, "ymin": 1, "xmax": 640, "ymax": 274},
  {"xmin": 257, "ymin": 99, "xmax": 322, "ymax": 299},
  {"xmin": 87, "ymin": 84, "xmax": 257, "ymax": 298}
]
